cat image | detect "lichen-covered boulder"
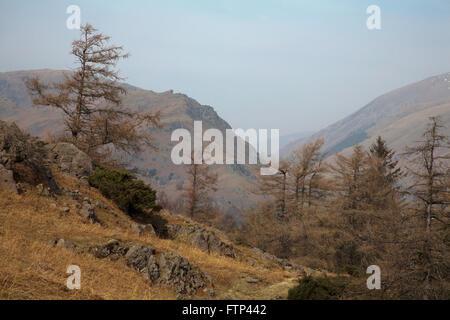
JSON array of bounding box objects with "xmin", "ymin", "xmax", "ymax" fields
[
  {"xmin": 46, "ymin": 142, "xmax": 93, "ymax": 179},
  {"xmin": 167, "ymin": 222, "xmax": 236, "ymax": 258},
  {"xmin": 90, "ymin": 240, "xmax": 209, "ymax": 295},
  {"xmin": 157, "ymin": 252, "xmax": 207, "ymax": 295}
]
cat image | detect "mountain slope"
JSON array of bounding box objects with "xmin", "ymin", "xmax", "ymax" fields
[
  {"xmin": 279, "ymin": 131, "xmax": 313, "ymax": 149},
  {"xmin": 282, "ymin": 73, "xmax": 450, "ymax": 156},
  {"xmin": 0, "ymin": 69, "xmax": 259, "ymax": 217},
  {"xmin": 0, "ymin": 118, "xmax": 330, "ymax": 300},
  {"xmin": 0, "ymin": 175, "xmax": 298, "ymax": 300}
]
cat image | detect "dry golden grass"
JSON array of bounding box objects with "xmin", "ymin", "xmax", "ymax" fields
[
  {"xmin": 0, "ymin": 191, "xmax": 175, "ymax": 300},
  {"xmin": 0, "ymin": 172, "xmax": 296, "ymax": 300}
]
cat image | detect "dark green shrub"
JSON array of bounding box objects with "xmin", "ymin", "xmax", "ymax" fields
[
  {"xmin": 88, "ymin": 165, "xmax": 160, "ymax": 215},
  {"xmin": 288, "ymin": 276, "xmax": 347, "ymax": 300}
]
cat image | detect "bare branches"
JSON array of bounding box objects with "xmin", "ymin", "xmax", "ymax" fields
[
  {"xmin": 183, "ymin": 151, "xmax": 218, "ymax": 218},
  {"xmin": 24, "ymin": 23, "xmax": 161, "ymax": 161},
  {"xmin": 403, "ymin": 116, "xmax": 449, "ymax": 232},
  {"xmin": 253, "ymin": 139, "xmax": 328, "ymax": 223}
]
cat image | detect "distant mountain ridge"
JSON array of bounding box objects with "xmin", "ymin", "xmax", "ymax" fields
[
  {"xmin": 0, "ymin": 69, "xmax": 260, "ymax": 217},
  {"xmin": 279, "ymin": 131, "xmax": 313, "ymax": 149},
  {"xmin": 2, "ymin": 70, "xmax": 450, "ymax": 215},
  {"xmin": 282, "ymin": 72, "xmax": 450, "ymax": 157}
]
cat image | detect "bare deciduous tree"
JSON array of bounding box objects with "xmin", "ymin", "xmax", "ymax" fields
[
  {"xmin": 289, "ymin": 138, "xmax": 327, "ymax": 211},
  {"xmin": 183, "ymin": 151, "xmax": 218, "ymax": 218},
  {"xmin": 397, "ymin": 117, "xmax": 450, "ymax": 299},
  {"xmin": 25, "ymin": 23, "xmax": 161, "ymax": 161},
  {"xmin": 254, "ymin": 160, "xmax": 290, "ymax": 221},
  {"xmin": 404, "ymin": 117, "xmax": 449, "ymax": 232}
]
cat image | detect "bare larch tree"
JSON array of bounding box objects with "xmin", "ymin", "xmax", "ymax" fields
[
  {"xmin": 288, "ymin": 138, "xmax": 327, "ymax": 211},
  {"xmin": 183, "ymin": 151, "xmax": 218, "ymax": 218},
  {"xmin": 404, "ymin": 117, "xmax": 449, "ymax": 232},
  {"xmin": 25, "ymin": 23, "xmax": 161, "ymax": 161},
  {"xmin": 254, "ymin": 160, "xmax": 290, "ymax": 221}
]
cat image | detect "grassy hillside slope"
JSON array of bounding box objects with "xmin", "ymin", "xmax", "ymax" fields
[{"xmin": 0, "ymin": 169, "xmax": 297, "ymax": 300}]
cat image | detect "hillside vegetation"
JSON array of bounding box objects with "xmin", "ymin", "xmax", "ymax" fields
[
  {"xmin": 1, "ymin": 24, "xmax": 448, "ymax": 301},
  {"xmin": 0, "ymin": 170, "xmax": 299, "ymax": 299}
]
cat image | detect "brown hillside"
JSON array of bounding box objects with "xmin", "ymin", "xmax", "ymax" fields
[{"xmin": 0, "ymin": 69, "xmax": 260, "ymax": 217}]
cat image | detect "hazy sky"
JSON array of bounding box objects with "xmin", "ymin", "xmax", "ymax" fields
[{"xmin": 1, "ymin": 0, "xmax": 450, "ymax": 135}]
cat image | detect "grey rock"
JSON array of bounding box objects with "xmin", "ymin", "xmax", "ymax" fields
[
  {"xmin": 36, "ymin": 183, "xmax": 51, "ymax": 197},
  {"xmin": 125, "ymin": 245, "xmax": 155, "ymax": 272},
  {"xmin": 47, "ymin": 239, "xmax": 57, "ymax": 246},
  {"xmin": 157, "ymin": 252, "xmax": 207, "ymax": 295},
  {"xmin": 89, "ymin": 240, "xmax": 210, "ymax": 296},
  {"xmin": 263, "ymin": 252, "xmax": 276, "ymax": 261},
  {"xmin": 94, "ymin": 199, "xmax": 105, "ymax": 209},
  {"xmin": 79, "ymin": 201, "xmax": 96, "ymax": 222},
  {"xmin": 204, "ymin": 272, "xmax": 214, "ymax": 287},
  {"xmin": 89, "ymin": 239, "xmax": 128, "ymax": 260},
  {"xmin": 245, "ymin": 277, "xmax": 260, "ymax": 284},
  {"xmin": 0, "ymin": 164, "xmax": 17, "ymax": 193},
  {"xmin": 46, "ymin": 142, "xmax": 93, "ymax": 178},
  {"xmin": 131, "ymin": 223, "xmax": 144, "ymax": 235},
  {"xmin": 251, "ymin": 247, "xmax": 264, "ymax": 256},
  {"xmin": 62, "ymin": 187, "xmax": 81, "ymax": 200},
  {"xmin": 251, "ymin": 247, "xmax": 299, "ymax": 269},
  {"xmin": 168, "ymin": 222, "xmax": 235, "ymax": 258},
  {"xmin": 146, "ymin": 255, "xmax": 160, "ymax": 281},
  {"xmin": 131, "ymin": 223, "xmax": 156, "ymax": 236},
  {"xmin": 191, "ymin": 232, "xmax": 210, "ymax": 252},
  {"xmin": 55, "ymin": 239, "xmax": 76, "ymax": 250},
  {"xmin": 79, "ymin": 176, "xmax": 90, "ymax": 187},
  {"xmin": 106, "ymin": 239, "xmax": 120, "ymax": 247},
  {"xmin": 0, "ymin": 121, "xmax": 58, "ymax": 192}
]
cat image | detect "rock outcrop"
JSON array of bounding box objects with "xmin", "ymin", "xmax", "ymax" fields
[
  {"xmin": 167, "ymin": 222, "xmax": 235, "ymax": 258},
  {"xmin": 155, "ymin": 252, "xmax": 207, "ymax": 295},
  {"xmin": 45, "ymin": 142, "xmax": 93, "ymax": 181},
  {"xmin": 48, "ymin": 238, "xmax": 77, "ymax": 251},
  {"xmin": 0, "ymin": 120, "xmax": 58, "ymax": 192},
  {"xmin": 131, "ymin": 223, "xmax": 157, "ymax": 237},
  {"xmin": 89, "ymin": 240, "xmax": 209, "ymax": 295},
  {"xmin": 89, "ymin": 239, "xmax": 128, "ymax": 261},
  {"xmin": 0, "ymin": 120, "xmax": 96, "ymax": 194},
  {"xmin": 0, "ymin": 164, "xmax": 17, "ymax": 192},
  {"xmin": 78, "ymin": 198, "xmax": 97, "ymax": 222}
]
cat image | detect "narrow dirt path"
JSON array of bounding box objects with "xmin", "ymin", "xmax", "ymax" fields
[{"xmin": 217, "ymin": 277, "xmax": 298, "ymax": 300}]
